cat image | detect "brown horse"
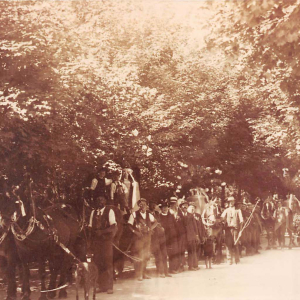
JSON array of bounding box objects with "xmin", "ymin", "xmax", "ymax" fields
[{"xmin": 0, "ymin": 182, "xmax": 81, "ymax": 300}]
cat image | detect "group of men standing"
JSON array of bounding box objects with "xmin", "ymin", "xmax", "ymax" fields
[
  {"xmin": 86, "ymin": 167, "xmax": 297, "ymax": 295},
  {"xmin": 128, "ymin": 193, "xmax": 249, "ymax": 282},
  {"xmin": 146, "ymin": 198, "xmax": 206, "ymax": 278}
]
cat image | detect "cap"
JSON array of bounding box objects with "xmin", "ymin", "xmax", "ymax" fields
[
  {"xmin": 158, "ymin": 199, "xmax": 169, "ymax": 208},
  {"xmin": 137, "ymin": 198, "xmax": 148, "ymax": 206},
  {"xmin": 169, "ymin": 197, "xmax": 177, "ymax": 204},
  {"xmin": 179, "ymin": 201, "xmax": 188, "ymax": 208},
  {"xmin": 227, "ymin": 196, "xmax": 235, "ymax": 202},
  {"xmin": 188, "ymin": 202, "xmax": 196, "ymax": 208}
]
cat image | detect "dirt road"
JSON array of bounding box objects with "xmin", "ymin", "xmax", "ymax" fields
[{"xmin": 1, "ymin": 244, "xmax": 299, "ymax": 300}]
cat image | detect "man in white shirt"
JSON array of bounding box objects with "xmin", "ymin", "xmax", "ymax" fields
[
  {"xmin": 221, "ymin": 196, "xmax": 244, "ymax": 265},
  {"xmin": 91, "ymin": 196, "xmax": 117, "ymax": 294},
  {"xmin": 128, "ymin": 198, "xmax": 157, "ymax": 281}
]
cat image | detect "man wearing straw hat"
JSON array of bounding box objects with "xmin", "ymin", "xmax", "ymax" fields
[{"xmin": 221, "ymin": 196, "xmax": 244, "ymax": 265}]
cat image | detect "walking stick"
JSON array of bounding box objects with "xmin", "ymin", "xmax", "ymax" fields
[{"xmin": 234, "ymin": 199, "xmax": 260, "ymax": 246}]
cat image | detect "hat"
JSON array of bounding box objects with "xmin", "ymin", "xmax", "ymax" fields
[
  {"xmin": 188, "ymin": 202, "xmax": 196, "ymax": 208},
  {"xmin": 179, "ymin": 201, "xmax": 188, "ymax": 208},
  {"xmin": 158, "ymin": 199, "xmax": 169, "ymax": 208},
  {"xmin": 227, "ymin": 196, "xmax": 235, "ymax": 202},
  {"xmin": 169, "ymin": 197, "xmax": 177, "ymax": 204},
  {"xmin": 137, "ymin": 198, "xmax": 148, "ymax": 206}
]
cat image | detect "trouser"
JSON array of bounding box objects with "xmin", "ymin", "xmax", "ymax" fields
[
  {"xmin": 93, "ymin": 237, "xmax": 114, "ymax": 291},
  {"xmin": 178, "ymin": 233, "xmax": 187, "ymax": 269},
  {"xmin": 134, "ymin": 234, "xmax": 151, "ymax": 278},
  {"xmin": 224, "ymin": 227, "xmax": 240, "ymax": 264},
  {"xmin": 187, "ymin": 240, "xmax": 198, "ymax": 269},
  {"xmin": 264, "ymin": 220, "xmax": 275, "ymax": 248},
  {"xmin": 167, "ymin": 238, "xmax": 179, "ymax": 272},
  {"xmin": 152, "ymin": 227, "xmax": 168, "ymax": 275},
  {"xmin": 276, "ymin": 224, "xmax": 286, "ymax": 247}
]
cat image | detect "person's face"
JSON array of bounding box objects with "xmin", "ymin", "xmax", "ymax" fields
[
  {"xmin": 149, "ymin": 203, "xmax": 156, "ymax": 211},
  {"xmin": 229, "ymin": 201, "xmax": 235, "ymax": 207},
  {"xmin": 139, "ymin": 202, "xmax": 147, "ymax": 212},
  {"xmin": 99, "ymin": 197, "xmax": 107, "ymax": 208},
  {"xmin": 99, "ymin": 171, "xmax": 106, "ymax": 178},
  {"xmin": 215, "ymin": 198, "xmax": 221, "ymax": 206},
  {"xmin": 189, "ymin": 206, "xmax": 195, "ymax": 214},
  {"xmin": 161, "ymin": 206, "xmax": 168, "ymax": 214},
  {"xmin": 170, "ymin": 203, "xmax": 177, "ymax": 210},
  {"xmin": 113, "ymin": 174, "xmax": 121, "ymax": 181},
  {"xmin": 182, "ymin": 205, "xmax": 188, "ymax": 212}
]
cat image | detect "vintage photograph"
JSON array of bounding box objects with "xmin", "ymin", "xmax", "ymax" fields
[{"xmin": 1, "ymin": 0, "xmax": 300, "ymax": 299}]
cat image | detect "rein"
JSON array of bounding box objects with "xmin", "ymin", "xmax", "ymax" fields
[
  {"xmin": 0, "ymin": 226, "xmax": 10, "ymax": 245},
  {"xmin": 234, "ymin": 200, "xmax": 260, "ymax": 246}
]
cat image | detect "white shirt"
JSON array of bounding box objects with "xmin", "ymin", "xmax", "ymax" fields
[
  {"xmin": 169, "ymin": 208, "xmax": 177, "ymax": 218},
  {"xmin": 89, "ymin": 207, "xmax": 116, "ymax": 227},
  {"xmin": 90, "ymin": 178, "xmax": 112, "ymax": 190},
  {"xmin": 110, "ymin": 181, "xmax": 129, "ymax": 199},
  {"xmin": 221, "ymin": 207, "xmax": 243, "ymax": 228},
  {"xmin": 128, "ymin": 211, "xmax": 155, "ymax": 225}
]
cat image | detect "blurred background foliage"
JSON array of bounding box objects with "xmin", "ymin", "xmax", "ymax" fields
[{"xmin": 1, "ymin": 0, "xmax": 300, "ymax": 201}]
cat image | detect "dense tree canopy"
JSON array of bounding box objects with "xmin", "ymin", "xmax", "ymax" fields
[{"xmin": 1, "ymin": 0, "xmax": 300, "ymax": 201}]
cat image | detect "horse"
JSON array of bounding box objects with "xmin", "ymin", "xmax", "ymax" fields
[
  {"xmin": 240, "ymin": 204, "xmax": 262, "ymax": 255},
  {"xmin": 187, "ymin": 188, "xmax": 209, "ymax": 215},
  {"xmin": 261, "ymin": 198, "xmax": 276, "ymax": 249},
  {"xmin": 0, "ymin": 214, "xmax": 22, "ymax": 300},
  {"xmin": 201, "ymin": 199, "xmax": 224, "ymax": 264},
  {"xmin": 283, "ymin": 194, "xmax": 300, "ymax": 248},
  {"xmin": 0, "ymin": 181, "xmax": 82, "ymax": 300}
]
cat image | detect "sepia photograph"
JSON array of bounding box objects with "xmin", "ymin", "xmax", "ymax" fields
[{"xmin": 1, "ymin": 0, "xmax": 300, "ymax": 299}]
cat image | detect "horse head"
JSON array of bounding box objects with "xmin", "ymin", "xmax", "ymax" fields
[
  {"xmin": 261, "ymin": 200, "xmax": 275, "ymax": 220},
  {"xmin": 286, "ymin": 195, "xmax": 300, "ymax": 214},
  {"xmin": 0, "ymin": 186, "xmax": 25, "ymax": 227}
]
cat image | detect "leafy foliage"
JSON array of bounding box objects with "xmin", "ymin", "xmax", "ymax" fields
[{"xmin": 1, "ymin": 0, "xmax": 300, "ymax": 201}]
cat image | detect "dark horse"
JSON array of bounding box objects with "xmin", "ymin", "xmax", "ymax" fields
[{"xmin": 0, "ymin": 180, "xmax": 81, "ymax": 300}]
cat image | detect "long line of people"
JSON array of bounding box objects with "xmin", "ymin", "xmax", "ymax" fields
[{"xmin": 85, "ymin": 168, "xmax": 299, "ymax": 295}]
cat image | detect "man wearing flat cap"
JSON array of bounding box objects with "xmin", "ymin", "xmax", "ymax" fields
[
  {"xmin": 149, "ymin": 200, "xmax": 171, "ymax": 278},
  {"xmin": 221, "ymin": 196, "xmax": 244, "ymax": 265},
  {"xmin": 177, "ymin": 201, "xmax": 189, "ymax": 271},
  {"xmin": 128, "ymin": 198, "xmax": 158, "ymax": 280},
  {"xmin": 160, "ymin": 199, "xmax": 179, "ymax": 274},
  {"xmin": 177, "ymin": 201, "xmax": 200, "ymax": 271}
]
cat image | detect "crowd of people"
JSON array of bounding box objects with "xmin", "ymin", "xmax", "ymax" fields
[
  {"xmin": 84, "ymin": 167, "xmax": 300, "ymax": 295},
  {"xmin": 1, "ymin": 167, "xmax": 298, "ymax": 297}
]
